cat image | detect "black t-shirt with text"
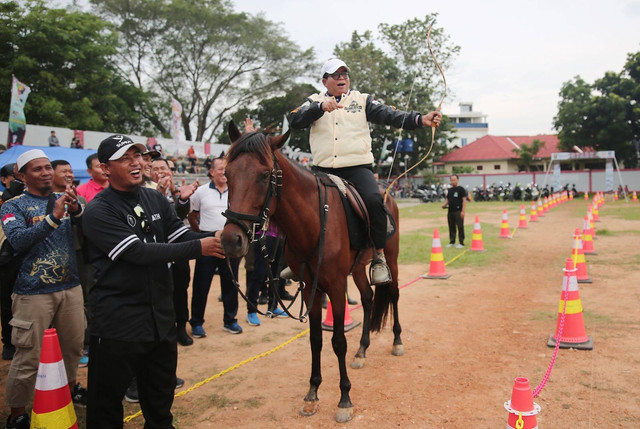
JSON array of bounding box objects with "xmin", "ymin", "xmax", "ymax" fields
[{"xmin": 446, "ymin": 186, "xmax": 467, "ymax": 212}]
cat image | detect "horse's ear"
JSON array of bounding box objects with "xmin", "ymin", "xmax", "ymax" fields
[
  {"xmin": 228, "ymin": 120, "xmax": 241, "ymax": 143},
  {"xmin": 270, "ymin": 129, "xmax": 291, "ymax": 150}
]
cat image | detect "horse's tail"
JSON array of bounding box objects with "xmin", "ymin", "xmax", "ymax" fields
[{"xmin": 370, "ymin": 282, "xmax": 397, "ymax": 332}]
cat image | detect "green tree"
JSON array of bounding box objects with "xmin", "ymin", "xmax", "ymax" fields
[
  {"xmin": 554, "ymin": 51, "xmax": 640, "ymax": 167},
  {"xmin": 91, "ymin": 0, "xmax": 316, "ymax": 142},
  {"xmin": 0, "ymin": 1, "xmax": 153, "ymax": 134},
  {"xmin": 512, "ymin": 138, "xmax": 545, "ymax": 172},
  {"xmin": 332, "ymin": 15, "xmax": 459, "ymax": 174}
]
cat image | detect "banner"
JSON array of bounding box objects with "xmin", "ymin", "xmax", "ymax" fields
[
  {"xmin": 7, "ymin": 76, "xmax": 31, "ymax": 147},
  {"xmin": 171, "ymin": 98, "xmax": 182, "ymax": 156},
  {"xmin": 605, "ymin": 158, "xmax": 614, "ymax": 192}
]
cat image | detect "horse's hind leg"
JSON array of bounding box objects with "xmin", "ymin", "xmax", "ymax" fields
[
  {"xmin": 388, "ymin": 255, "xmax": 404, "ymax": 356},
  {"xmin": 329, "ymin": 295, "xmax": 354, "ymax": 423},
  {"xmin": 300, "ymin": 301, "xmax": 323, "ymax": 417},
  {"xmin": 351, "ymin": 269, "xmax": 373, "ymax": 369}
]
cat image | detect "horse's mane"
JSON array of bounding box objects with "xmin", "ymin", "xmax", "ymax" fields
[{"xmin": 226, "ymin": 131, "xmax": 272, "ymax": 165}]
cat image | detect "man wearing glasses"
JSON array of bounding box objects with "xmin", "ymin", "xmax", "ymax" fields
[
  {"xmin": 289, "ymin": 58, "xmax": 442, "ymax": 285},
  {"xmin": 82, "ymin": 135, "xmax": 225, "ymax": 428}
]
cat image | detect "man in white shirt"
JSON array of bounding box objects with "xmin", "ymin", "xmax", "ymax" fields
[{"xmin": 187, "ymin": 158, "xmax": 241, "ymax": 336}]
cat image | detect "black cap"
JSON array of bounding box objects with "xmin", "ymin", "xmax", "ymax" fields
[
  {"xmin": 1, "ymin": 163, "xmax": 15, "ymax": 178},
  {"xmin": 98, "ymin": 135, "xmax": 147, "ymax": 163}
]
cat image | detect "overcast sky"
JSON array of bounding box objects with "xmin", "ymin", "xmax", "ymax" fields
[{"xmin": 233, "ymin": 0, "xmax": 640, "ymax": 136}]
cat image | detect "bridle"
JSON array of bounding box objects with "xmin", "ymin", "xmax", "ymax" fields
[{"xmin": 222, "ymin": 153, "xmax": 282, "ymax": 242}]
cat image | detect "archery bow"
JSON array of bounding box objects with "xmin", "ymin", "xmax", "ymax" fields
[{"xmin": 383, "ymin": 19, "xmax": 447, "ymax": 203}]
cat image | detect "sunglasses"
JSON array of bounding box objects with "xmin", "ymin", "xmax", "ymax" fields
[
  {"xmin": 133, "ymin": 204, "xmax": 152, "ymax": 234},
  {"xmin": 325, "ymin": 71, "xmax": 350, "ymax": 80}
]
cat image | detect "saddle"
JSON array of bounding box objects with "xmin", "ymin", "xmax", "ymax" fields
[{"xmin": 316, "ymin": 173, "xmax": 396, "ymax": 250}]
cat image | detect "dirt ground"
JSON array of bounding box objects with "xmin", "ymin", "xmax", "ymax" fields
[{"xmin": 2, "ymin": 198, "xmax": 639, "ymax": 428}]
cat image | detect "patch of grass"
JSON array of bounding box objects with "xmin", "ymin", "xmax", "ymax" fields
[
  {"xmin": 208, "ymin": 393, "xmax": 239, "ymax": 408},
  {"xmin": 606, "ymin": 203, "xmax": 640, "ymax": 221},
  {"xmin": 530, "ymin": 311, "xmax": 556, "ymax": 321},
  {"xmin": 245, "ymin": 396, "xmax": 264, "ymax": 408},
  {"xmin": 582, "ymin": 310, "xmax": 615, "ymax": 325}
]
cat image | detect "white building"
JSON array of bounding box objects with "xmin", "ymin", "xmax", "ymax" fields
[{"xmin": 445, "ymin": 102, "xmax": 488, "ymax": 149}]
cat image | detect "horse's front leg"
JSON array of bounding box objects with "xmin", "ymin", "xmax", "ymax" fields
[
  {"xmin": 300, "ymin": 294, "xmax": 323, "ymax": 417},
  {"xmin": 329, "ymin": 294, "xmax": 354, "ymax": 423},
  {"xmin": 351, "ymin": 270, "xmax": 373, "ymax": 369}
]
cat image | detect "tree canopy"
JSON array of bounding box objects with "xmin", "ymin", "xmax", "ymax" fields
[
  {"xmin": 0, "ymin": 0, "xmax": 152, "ymax": 134},
  {"xmin": 554, "ymin": 51, "xmax": 640, "ymax": 167},
  {"xmin": 90, "ymin": 0, "xmax": 316, "ymax": 142},
  {"xmin": 512, "ymin": 138, "xmax": 545, "ymax": 172}
]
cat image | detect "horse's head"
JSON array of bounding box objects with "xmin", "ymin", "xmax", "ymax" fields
[{"xmin": 221, "ymin": 121, "xmax": 290, "ymax": 258}]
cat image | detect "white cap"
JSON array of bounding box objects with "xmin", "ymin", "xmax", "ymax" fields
[
  {"xmin": 321, "ymin": 59, "xmax": 350, "ymax": 78},
  {"xmin": 16, "ymin": 149, "xmax": 49, "ymax": 172}
]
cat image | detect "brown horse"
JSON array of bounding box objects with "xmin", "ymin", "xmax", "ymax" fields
[{"xmin": 221, "ymin": 123, "xmax": 402, "ymax": 423}]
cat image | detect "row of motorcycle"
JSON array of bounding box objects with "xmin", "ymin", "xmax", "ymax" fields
[{"xmin": 472, "ymin": 183, "xmax": 578, "ymax": 202}]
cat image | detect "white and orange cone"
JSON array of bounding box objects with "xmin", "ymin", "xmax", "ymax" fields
[
  {"xmin": 571, "ymin": 228, "xmax": 592, "ymax": 283},
  {"xmin": 582, "ymin": 216, "xmax": 597, "ymax": 255},
  {"xmin": 529, "ymin": 201, "xmax": 538, "ymax": 222},
  {"xmin": 470, "ymin": 216, "xmax": 485, "ymax": 252},
  {"xmin": 547, "ymin": 258, "xmax": 594, "ymax": 349},
  {"xmin": 518, "ymin": 204, "xmax": 528, "ymax": 228},
  {"xmin": 633, "ymin": 191, "xmax": 638, "ymax": 202},
  {"xmin": 584, "ymin": 191, "xmax": 589, "ymax": 201},
  {"xmin": 422, "ymin": 228, "xmax": 451, "ymax": 279},
  {"xmin": 31, "ymin": 328, "xmax": 78, "ymax": 428},
  {"xmin": 504, "ymin": 377, "xmax": 541, "ymax": 429},
  {"xmin": 543, "ymin": 196, "xmax": 549, "ymax": 213},
  {"xmin": 537, "ymin": 199, "xmax": 544, "ymax": 217},
  {"xmin": 499, "ymin": 209, "xmax": 511, "ymax": 238}
]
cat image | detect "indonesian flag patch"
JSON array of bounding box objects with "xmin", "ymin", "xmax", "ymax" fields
[{"xmin": 2, "ymin": 213, "xmax": 16, "ymax": 225}]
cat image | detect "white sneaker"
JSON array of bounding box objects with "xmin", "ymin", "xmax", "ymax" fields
[
  {"xmin": 446, "ymin": 243, "xmax": 455, "ymax": 248},
  {"xmin": 455, "ymin": 243, "xmax": 464, "ymax": 248}
]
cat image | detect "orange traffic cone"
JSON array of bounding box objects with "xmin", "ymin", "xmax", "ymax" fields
[
  {"xmin": 504, "ymin": 377, "xmax": 541, "ymax": 429},
  {"xmin": 537, "ymin": 199, "xmax": 544, "ymax": 217},
  {"xmin": 569, "ymin": 191, "xmax": 574, "ymax": 201},
  {"xmin": 499, "ymin": 209, "xmax": 511, "ymax": 238},
  {"xmin": 547, "ymin": 258, "xmax": 594, "ymax": 349},
  {"xmin": 581, "ymin": 216, "xmax": 597, "ymax": 255},
  {"xmin": 584, "ymin": 192, "xmax": 589, "ymax": 201},
  {"xmin": 591, "ymin": 201, "xmax": 600, "ymax": 221},
  {"xmin": 529, "ymin": 201, "xmax": 538, "ymax": 222},
  {"xmin": 422, "ymin": 228, "xmax": 451, "ymax": 279},
  {"xmin": 31, "ymin": 328, "xmax": 78, "ymax": 428},
  {"xmin": 518, "ymin": 204, "xmax": 528, "ymax": 228},
  {"xmin": 614, "ymin": 191, "xmax": 618, "ymax": 201},
  {"xmin": 587, "ymin": 206, "xmax": 597, "ymax": 239},
  {"xmin": 633, "ymin": 191, "xmax": 638, "ymax": 202},
  {"xmin": 322, "ymin": 296, "xmax": 361, "ymax": 332},
  {"xmin": 470, "ymin": 216, "xmax": 485, "ymax": 252},
  {"xmin": 571, "ymin": 228, "xmax": 592, "ymax": 283},
  {"xmin": 543, "ymin": 196, "xmax": 549, "ymax": 213}
]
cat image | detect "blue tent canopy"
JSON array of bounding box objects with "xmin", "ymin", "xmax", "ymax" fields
[{"xmin": 0, "ymin": 146, "xmax": 96, "ymax": 191}]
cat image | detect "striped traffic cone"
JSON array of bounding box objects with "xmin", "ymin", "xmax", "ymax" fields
[
  {"xmin": 571, "ymin": 228, "xmax": 592, "ymax": 283},
  {"xmin": 569, "ymin": 191, "xmax": 574, "ymax": 201},
  {"xmin": 581, "ymin": 216, "xmax": 597, "ymax": 255},
  {"xmin": 543, "ymin": 196, "xmax": 549, "ymax": 213},
  {"xmin": 499, "ymin": 210, "xmax": 511, "ymax": 238},
  {"xmin": 504, "ymin": 377, "xmax": 540, "ymax": 429},
  {"xmin": 422, "ymin": 228, "xmax": 451, "ymax": 279},
  {"xmin": 587, "ymin": 206, "xmax": 596, "ymax": 239},
  {"xmin": 614, "ymin": 191, "xmax": 618, "ymax": 201},
  {"xmin": 529, "ymin": 201, "xmax": 538, "ymax": 222},
  {"xmin": 547, "ymin": 258, "xmax": 594, "ymax": 349},
  {"xmin": 591, "ymin": 201, "xmax": 600, "ymax": 221},
  {"xmin": 518, "ymin": 204, "xmax": 528, "ymax": 228},
  {"xmin": 322, "ymin": 296, "xmax": 361, "ymax": 332},
  {"xmin": 633, "ymin": 191, "xmax": 638, "ymax": 202},
  {"xmin": 470, "ymin": 216, "xmax": 485, "ymax": 252},
  {"xmin": 537, "ymin": 199, "xmax": 544, "ymax": 217},
  {"xmin": 31, "ymin": 329, "xmax": 78, "ymax": 428},
  {"xmin": 584, "ymin": 192, "xmax": 589, "ymax": 201}
]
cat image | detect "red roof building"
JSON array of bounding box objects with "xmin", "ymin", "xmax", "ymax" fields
[{"xmin": 439, "ymin": 134, "xmax": 565, "ymax": 173}]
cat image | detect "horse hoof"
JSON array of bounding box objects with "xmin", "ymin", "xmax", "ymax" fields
[
  {"xmin": 299, "ymin": 401, "xmax": 319, "ymax": 417},
  {"xmin": 335, "ymin": 406, "xmax": 353, "ymax": 423},
  {"xmin": 350, "ymin": 357, "xmax": 365, "ymax": 369},
  {"xmin": 392, "ymin": 344, "xmax": 405, "ymax": 356}
]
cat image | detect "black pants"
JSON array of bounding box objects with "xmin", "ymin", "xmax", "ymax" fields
[
  {"xmin": 447, "ymin": 210, "xmax": 465, "ymax": 245},
  {"xmin": 190, "ymin": 256, "xmax": 239, "ymax": 326},
  {"xmin": 172, "ymin": 260, "xmax": 191, "ymax": 325},
  {"xmin": 247, "ymin": 236, "xmax": 286, "ymax": 312},
  {"xmin": 0, "ymin": 262, "xmax": 18, "ymax": 348},
  {"xmin": 86, "ymin": 329, "xmax": 177, "ymax": 428},
  {"xmin": 315, "ymin": 165, "xmax": 386, "ymax": 249}
]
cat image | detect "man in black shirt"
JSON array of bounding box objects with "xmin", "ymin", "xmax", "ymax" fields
[
  {"xmin": 83, "ymin": 135, "xmax": 224, "ymax": 428},
  {"xmin": 442, "ymin": 174, "xmax": 467, "ymax": 248}
]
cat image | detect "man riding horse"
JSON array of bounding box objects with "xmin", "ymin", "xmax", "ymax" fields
[{"xmin": 289, "ymin": 58, "xmax": 442, "ymax": 285}]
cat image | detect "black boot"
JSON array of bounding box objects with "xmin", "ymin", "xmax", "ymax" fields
[{"xmin": 176, "ymin": 322, "xmax": 193, "ymax": 346}]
